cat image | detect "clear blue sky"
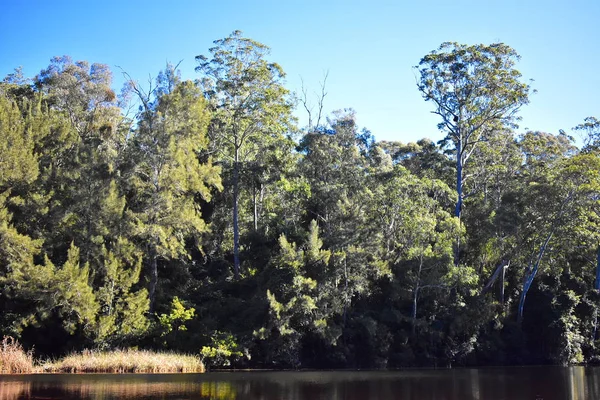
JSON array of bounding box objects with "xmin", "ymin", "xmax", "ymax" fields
[{"xmin": 1, "ymin": 0, "xmax": 598, "ymax": 144}]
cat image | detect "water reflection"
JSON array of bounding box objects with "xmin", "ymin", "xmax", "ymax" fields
[
  {"xmin": 0, "ymin": 380, "xmax": 30, "ymax": 400},
  {"xmin": 567, "ymin": 366, "xmax": 585, "ymax": 400},
  {"xmin": 1, "ymin": 367, "xmax": 600, "ymax": 399},
  {"xmin": 65, "ymin": 381, "xmax": 237, "ymax": 399},
  {"xmin": 587, "ymin": 366, "xmax": 600, "ymax": 400},
  {"xmin": 469, "ymin": 368, "xmax": 480, "ymax": 399},
  {"xmin": 1, "ymin": 376, "xmax": 240, "ymax": 400}
]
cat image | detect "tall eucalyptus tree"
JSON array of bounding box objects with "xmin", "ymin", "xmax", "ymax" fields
[{"xmin": 196, "ymin": 31, "xmax": 294, "ymax": 279}]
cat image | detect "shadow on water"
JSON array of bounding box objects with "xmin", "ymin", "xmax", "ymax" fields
[{"xmin": 2, "ymin": 367, "xmax": 600, "ymax": 399}]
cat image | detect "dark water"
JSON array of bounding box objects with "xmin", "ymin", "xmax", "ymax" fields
[{"xmin": 1, "ymin": 367, "xmax": 599, "ymax": 399}]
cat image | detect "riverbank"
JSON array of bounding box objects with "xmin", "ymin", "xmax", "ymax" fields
[{"xmin": 0, "ymin": 337, "xmax": 204, "ymax": 374}]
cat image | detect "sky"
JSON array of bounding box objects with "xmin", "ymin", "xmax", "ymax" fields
[{"xmin": 1, "ymin": 0, "xmax": 598, "ymax": 144}]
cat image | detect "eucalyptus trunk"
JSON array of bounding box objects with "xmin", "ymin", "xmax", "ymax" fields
[
  {"xmin": 518, "ymin": 232, "xmax": 553, "ymax": 323},
  {"xmin": 233, "ymin": 146, "xmax": 240, "ymax": 280},
  {"xmin": 593, "ymin": 246, "xmax": 600, "ymax": 340},
  {"xmin": 454, "ymin": 133, "xmax": 463, "ymax": 265},
  {"xmin": 148, "ymin": 251, "xmax": 158, "ymax": 313},
  {"xmin": 455, "ymin": 137, "xmax": 463, "ymax": 219}
]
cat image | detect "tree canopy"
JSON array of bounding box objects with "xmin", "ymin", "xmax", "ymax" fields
[{"xmin": 1, "ymin": 34, "xmax": 599, "ymax": 368}]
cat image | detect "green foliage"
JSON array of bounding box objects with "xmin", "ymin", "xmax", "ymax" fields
[
  {"xmin": 94, "ymin": 238, "xmax": 149, "ymax": 346},
  {"xmin": 417, "ymin": 42, "xmax": 531, "ymax": 136},
  {"xmin": 195, "ymin": 30, "xmax": 295, "ymax": 279},
  {"xmin": 255, "ymin": 222, "xmax": 339, "ymax": 367},
  {"xmin": 0, "ymin": 96, "xmax": 39, "ymax": 188},
  {"xmin": 200, "ymin": 331, "xmax": 244, "ymax": 368},
  {"xmin": 155, "ymin": 296, "xmax": 196, "ymax": 351},
  {"xmin": 5, "ymin": 243, "xmax": 98, "ymax": 335},
  {"xmin": 553, "ymin": 289, "xmax": 585, "ymax": 364},
  {"xmin": 576, "ymin": 117, "xmax": 600, "ymax": 151},
  {"xmin": 417, "ymin": 42, "xmax": 531, "ymax": 220},
  {"xmin": 158, "ymin": 297, "xmax": 195, "ymax": 335},
  {"xmin": 126, "ymin": 73, "xmax": 221, "ymax": 309},
  {"xmin": 2, "ymin": 38, "xmax": 600, "ymax": 369}
]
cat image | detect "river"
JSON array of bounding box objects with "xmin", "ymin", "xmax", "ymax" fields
[{"xmin": 1, "ymin": 366, "xmax": 598, "ymax": 399}]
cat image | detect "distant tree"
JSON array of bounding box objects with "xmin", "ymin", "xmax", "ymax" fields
[
  {"xmin": 378, "ymin": 138, "xmax": 454, "ymax": 184},
  {"xmin": 367, "ymin": 167, "xmax": 462, "ymax": 332},
  {"xmin": 195, "ymin": 31, "xmax": 294, "ymax": 279},
  {"xmin": 576, "ymin": 117, "xmax": 600, "ymax": 151},
  {"xmin": 35, "ymin": 56, "xmax": 119, "ymax": 139},
  {"xmin": 255, "ymin": 221, "xmax": 332, "ymax": 367},
  {"xmin": 514, "ymin": 132, "xmax": 584, "ymax": 323},
  {"xmin": 0, "ymin": 59, "xmax": 150, "ymax": 347},
  {"xmin": 298, "ymin": 109, "xmax": 370, "ymax": 247},
  {"xmin": 125, "ymin": 70, "xmax": 221, "ymax": 312},
  {"xmin": 416, "ymin": 42, "xmax": 531, "ymax": 221}
]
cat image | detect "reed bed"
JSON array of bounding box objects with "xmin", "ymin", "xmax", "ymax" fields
[
  {"xmin": 0, "ymin": 336, "xmax": 35, "ymax": 374},
  {"xmin": 42, "ymin": 349, "xmax": 205, "ymax": 373}
]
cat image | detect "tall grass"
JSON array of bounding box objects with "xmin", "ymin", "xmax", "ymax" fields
[
  {"xmin": 0, "ymin": 336, "xmax": 34, "ymax": 374},
  {"xmin": 43, "ymin": 349, "xmax": 205, "ymax": 373},
  {"xmin": 0, "ymin": 338, "xmax": 205, "ymax": 374}
]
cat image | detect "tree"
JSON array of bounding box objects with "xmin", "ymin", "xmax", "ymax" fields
[
  {"xmin": 513, "ymin": 132, "xmax": 580, "ymax": 323},
  {"xmin": 3, "ymin": 242, "xmax": 98, "ymax": 338},
  {"xmin": 0, "ymin": 59, "xmax": 152, "ymax": 349},
  {"xmin": 125, "ymin": 72, "xmax": 221, "ymax": 311},
  {"xmin": 0, "ymin": 95, "xmax": 39, "ymax": 188},
  {"xmin": 576, "ymin": 117, "xmax": 600, "ymax": 151},
  {"xmin": 368, "ymin": 167, "xmax": 461, "ymax": 332},
  {"xmin": 298, "ymin": 109, "xmax": 371, "ymax": 247},
  {"xmin": 35, "ymin": 56, "xmax": 119, "ymax": 140},
  {"xmin": 195, "ymin": 31, "xmax": 294, "ymax": 279},
  {"xmin": 416, "ymin": 42, "xmax": 531, "ymax": 223},
  {"xmin": 377, "ymin": 138, "xmax": 455, "ymax": 185},
  {"xmin": 255, "ymin": 221, "xmax": 332, "ymax": 367},
  {"xmin": 30, "ymin": 56, "xmax": 128, "ymax": 269},
  {"xmin": 461, "ymin": 128, "xmax": 522, "ymax": 289}
]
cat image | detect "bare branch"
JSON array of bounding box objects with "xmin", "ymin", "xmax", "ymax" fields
[
  {"xmin": 299, "ymin": 76, "xmax": 313, "ymax": 130},
  {"xmin": 299, "ymin": 70, "xmax": 329, "ymax": 132},
  {"xmin": 315, "ymin": 70, "xmax": 329, "ymax": 129}
]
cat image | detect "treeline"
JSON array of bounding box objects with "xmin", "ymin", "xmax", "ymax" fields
[{"xmin": 1, "ymin": 31, "xmax": 600, "ymax": 368}]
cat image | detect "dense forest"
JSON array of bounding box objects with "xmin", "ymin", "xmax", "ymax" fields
[{"xmin": 1, "ymin": 31, "xmax": 600, "ymax": 369}]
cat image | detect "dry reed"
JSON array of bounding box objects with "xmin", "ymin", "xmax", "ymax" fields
[
  {"xmin": 0, "ymin": 336, "xmax": 34, "ymax": 374},
  {"xmin": 42, "ymin": 349, "xmax": 205, "ymax": 373}
]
